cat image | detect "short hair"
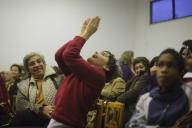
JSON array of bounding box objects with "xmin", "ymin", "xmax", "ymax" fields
[
  {"xmin": 159, "ymin": 48, "xmax": 185, "ymax": 76},
  {"xmin": 23, "ymin": 52, "xmax": 46, "ymax": 76},
  {"xmin": 119, "ymin": 51, "xmax": 134, "ymax": 65},
  {"xmin": 133, "ymin": 57, "xmax": 149, "ymax": 72},
  {"xmin": 104, "ymin": 51, "xmax": 121, "ymax": 82},
  {"xmin": 183, "ymin": 40, "xmax": 192, "ymax": 51},
  {"xmin": 179, "ymin": 40, "xmax": 192, "ymax": 55},
  {"xmin": 10, "ymin": 64, "xmax": 22, "ymax": 74},
  {"xmin": 149, "ymin": 56, "xmax": 159, "ymax": 68}
]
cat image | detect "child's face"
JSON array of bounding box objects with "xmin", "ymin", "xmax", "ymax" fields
[
  {"xmin": 134, "ymin": 62, "xmax": 146, "ymax": 76},
  {"xmin": 156, "ymin": 53, "xmax": 180, "ymax": 89}
]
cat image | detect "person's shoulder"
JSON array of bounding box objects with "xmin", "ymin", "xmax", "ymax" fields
[
  {"xmin": 17, "ymin": 78, "xmax": 30, "ymax": 86},
  {"xmin": 113, "ymin": 77, "xmax": 125, "ymax": 83},
  {"xmin": 140, "ymin": 92, "xmax": 151, "ymax": 101},
  {"xmin": 17, "ymin": 77, "xmax": 30, "ymax": 93}
]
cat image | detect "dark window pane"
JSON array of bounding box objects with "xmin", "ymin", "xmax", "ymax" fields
[
  {"xmin": 151, "ymin": 0, "xmax": 173, "ymax": 23},
  {"xmin": 175, "ymin": 0, "xmax": 192, "ymax": 18}
]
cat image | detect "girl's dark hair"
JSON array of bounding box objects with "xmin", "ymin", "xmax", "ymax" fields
[
  {"xmin": 159, "ymin": 48, "xmax": 185, "ymax": 76},
  {"xmin": 10, "ymin": 64, "xmax": 22, "ymax": 74},
  {"xmin": 179, "ymin": 40, "xmax": 192, "ymax": 56},
  {"xmin": 183, "ymin": 40, "xmax": 192, "ymax": 51},
  {"xmin": 104, "ymin": 51, "xmax": 121, "ymax": 83},
  {"xmin": 149, "ymin": 56, "xmax": 159, "ymax": 68},
  {"xmin": 179, "ymin": 47, "xmax": 187, "ymax": 55}
]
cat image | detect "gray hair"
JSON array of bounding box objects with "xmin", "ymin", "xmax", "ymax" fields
[
  {"xmin": 23, "ymin": 52, "xmax": 46, "ymax": 76},
  {"xmin": 119, "ymin": 51, "xmax": 134, "ymax": 65}
]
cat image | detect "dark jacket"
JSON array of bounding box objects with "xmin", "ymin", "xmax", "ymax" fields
[
  {"xmin": 117, "ymin": 74, "xmax": 150, "ymax": 105},
  {"xmin": 127, "ymin": 86, "xmax": 189, "ymax": 127},
  {"xmin": 117, "ymin": 73, "xmax": 150, "ymax": 122}
]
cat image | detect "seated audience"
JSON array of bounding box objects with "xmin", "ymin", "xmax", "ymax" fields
[
  {"xmin": 117, "ymin": 57, "xmax": 150, "ymax": 123},
  {"xmin": 119, "ymin": 51, "xmax": 134, "ymax": 82},
  {"xmin": 10, "ymin": 52, "xmax": 63, "ymax": 127},
  {"xmin": 126, "ymin": 48, "xmax": 189, "ymax": 128}
]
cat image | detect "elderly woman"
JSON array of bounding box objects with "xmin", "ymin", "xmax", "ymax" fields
[{"xmin": 10, "ymin": 52, "xmax": 63, "ymax": 127}]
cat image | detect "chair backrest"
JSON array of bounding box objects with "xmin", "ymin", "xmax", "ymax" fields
[
  {"xmin": 173, "ymin": 111, "xmax": 192, "ymax": 128},
  {"xmin": 104, "ymin": 102, "xmax": 124, "ymax": 128},
  {"xmin": 94, "ymin": 99, "xmax": 105, "ymax": 128}
]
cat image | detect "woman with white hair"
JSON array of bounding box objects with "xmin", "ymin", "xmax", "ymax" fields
[{"xmin": 10, "ymin": 52, "xmax": 63, "ymax": 127}]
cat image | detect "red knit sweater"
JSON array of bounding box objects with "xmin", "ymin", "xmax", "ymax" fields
[{"xmin": 52, "ymin": 36, "xmax": 106, "ymax": 128}]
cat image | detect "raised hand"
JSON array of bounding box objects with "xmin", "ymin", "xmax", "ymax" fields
[
  {"xmin": 80, "ymin": 17, "xmax": 91, "ymax": 36},
  {"xmin": 79, "ymin": 16, "xmax": 100, "ymax": 40}
]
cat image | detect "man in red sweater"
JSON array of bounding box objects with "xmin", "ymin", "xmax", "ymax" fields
[{"xmin": 48, "ymin": 16, "xmax": 114, "ymax": 128}]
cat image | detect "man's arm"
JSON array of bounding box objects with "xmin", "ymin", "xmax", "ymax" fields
[
  {"xmin": 62, "ymin": 17, "xmax": 105, "ymax": 88},
  {"xmin": 55, "ymin": 16, "xmax": 99, "ymax": 77},
  {"xmin": 55, "ymin": 42, "xmax": 72, "ymax": 76}
]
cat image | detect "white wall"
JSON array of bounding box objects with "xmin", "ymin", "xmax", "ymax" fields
[
  {"xmin": 1, "ymin": 0, "xmax": 191, "ymax": 70},
  {"xmin": 134, "ymin": 0, "xmax": 192, "ymax": 60},
  {"xmin": 0, "ymin": 0, "xmax": 136, "ymax": 70}
]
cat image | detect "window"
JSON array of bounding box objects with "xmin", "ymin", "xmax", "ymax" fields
[
  {"xmin": 175, "ymin": 0, "xmax": 192, "ymax": 18},
  {"xmin": 151, "ymin": 0, "xmax": 173, "ymax": 23},
  {"xmin": 150, "ymin": 0, "xmax": 192, "ymax": 24}
]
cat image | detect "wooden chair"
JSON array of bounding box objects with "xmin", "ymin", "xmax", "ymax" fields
[
  {"xmin": 94, "ymin": 99, "xmax": 105, "ymax": 128},
  {"xmin": 86, "ymin": 99, "xmax": 106, "ymax": 128},
  {"xmin": 104, "ymin": 102, "xmax": 124, "ymax": 128}
]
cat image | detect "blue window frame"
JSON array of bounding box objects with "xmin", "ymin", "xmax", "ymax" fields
[{"xmin": 150, "ymin": 0, "xmax": 192, "ymax": 24}]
